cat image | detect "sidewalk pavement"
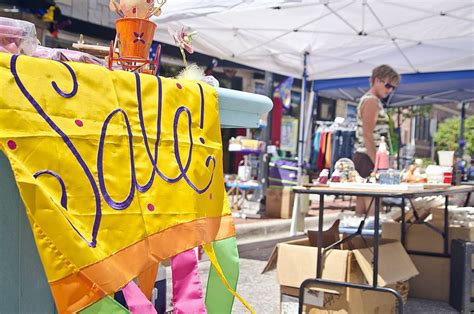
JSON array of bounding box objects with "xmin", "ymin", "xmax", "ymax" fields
[
  {"xmin": 234, "ymin": 209, "xmax": 342, "ymax": 244},
  {"xmin": 233, "ymin": 195, "xmax": 353, "ymax": 244}
]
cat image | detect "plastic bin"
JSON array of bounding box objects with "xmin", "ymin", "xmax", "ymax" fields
[{"xmin": 268, "ymin": 159, "xmax": 299, "ymax": 187}]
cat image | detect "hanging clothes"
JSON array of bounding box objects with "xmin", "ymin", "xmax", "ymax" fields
[
  {"xmin": 324, "ymin": 132, "xmax": 332, "ymax": 169},
  {"xmin": 316, "ymin": 131, "xmax": 327, "ymax": 170},
  {"xmin": 312, "ymin": 131, "xmax": 321, "ymax": 169},
  {"xmin": 311, "ymin": 122, "xmax": 356, "ymax": 173}
]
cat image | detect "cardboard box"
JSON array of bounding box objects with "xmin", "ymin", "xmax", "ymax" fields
[
  {"xmin": 408, "ymin": 255, "xmax": 450, "ymax": 302},
  {"xmin": 279, "ymin": 285, "xmax": 398, "ymax": 314},
  {"xmin": 382, "ymin": 221, "xmax": 474, "ymax": 301},
  {"xmin": 382, "ymin": 221, "xmax": 474, "ymax": 254},
  {"xmin": 265, "ymin": 187, "xmax": 294, "ymax": 219},
  {"xmin": 263, "ymin": 237, "xmax": 418, "ymax": 313},
  {"xmin": 280, "ymin": 286, "xmax": 349, "ymax": 314}
]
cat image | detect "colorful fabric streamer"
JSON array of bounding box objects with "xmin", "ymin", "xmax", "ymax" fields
[
  {"xmin": 138, "ymin": 263, "xmax": 159, "ymax": 300},
  {"xmin": 79, "ymin": 296, "xmax": 129, "ymax": 314},
  {"xmin": 203, "ymin": 241, "xmax": 255, "ymax": 314},
  {"xmin": 122, "ymin": 281, "xmax": 157, "ymax": 314},
  {"xmin": 0, "ymin": 53, "xmax": 235, "ymax": 312},
  {"xmin": 205, "ymin": 237, "xmax": 240, "ymax": 313},
  {"xmin": 171, "ymin": 249, "xmax": 207, "ymax": 313}
]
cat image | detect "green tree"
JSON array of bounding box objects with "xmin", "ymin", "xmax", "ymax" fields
[
  {"xmin": 387, "ymin": 106, "xmax": 432, "ymax": 156},
  {"xmin": 434, "ymin": 116, "xmax": 474, "ymax": 156}
]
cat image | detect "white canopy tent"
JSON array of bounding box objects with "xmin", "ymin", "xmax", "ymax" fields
[
  {"xmin": 153, "ymin": 0, "xmax": 474, "ymax": 80},
  {"xmin": 152, "ymin": 0, "xmax": 474, "ymax": 233}
]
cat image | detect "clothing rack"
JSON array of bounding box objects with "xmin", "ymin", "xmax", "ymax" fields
[
  {"xmin": 315, "ymin": 119, "xmax": 356, "ymax": 128},
  {"xmin": 311, "ymin": 120, "xmax": 356, "ymax": 172}
]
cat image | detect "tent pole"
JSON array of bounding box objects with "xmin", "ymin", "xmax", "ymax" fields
[
  {"xmin": 290, "ymin": 52, "xmax": 309, "ymax": 236},
  {"xmin": 304, "ymin": 82, "xmax": 316, "ymax": 161},
  {"xmin": 459, "ymin": 102, "xmax": 466, "ymax": 160},
  {"xmin": 259, "ymin": 71, "xmax": 274, "ymax": 210},
  {"xmin": 397, "ymin": 107, "xmax": 401, "ymax": 169}
]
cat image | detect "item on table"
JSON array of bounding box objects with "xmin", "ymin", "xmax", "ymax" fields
[
  {"xmin": 404, "ymin": 163, "xmax": 427, "ymax": 183},
  {"xmin": 229, "ymin": 137, "xmax": 263, "ymax": 152},
  {"xmin": 330, "ymin": 169, "xmax": 341, "ymax": 182},
  {"xmin": 413, "ymin": 158, "xmax": 425, "ymax": 177},
  {"xmin": 379, "ymin": 169, "xmax": 401, "ymax": 185},
  {"xmin": 425, "ymin": 165, "xmax": 444, "ymax": 184},
  {"xmin": 390, "ymin": 169, "xmax": 402, "ymax": 184},
  {"xmin": 352, "ymin": 170, "xmax": 365, "ymax": 183},
  {"xmin": 404, "ymin": 164, "xmax": 415, "ymax": 183},
  {"xmin": 0, "ymin": 17, "xmax": 38, "ymax": 56},
  {"xmin": 333, "ymin": 158, "xmax": 355, "ymax": 182},
  {"xmin": 374, "ymin": 136, "xmax": 389, "ymax": 172},
  {"xmin": 240, "ymin": 138, "xmax": 260, "ymax": 151},
  {"xmin": 228, "ymin": 137, "xmax": 242, "ymax": 151},
  {"xmin": 316, "ymin": 169, "xmax": 329, "ymax": 184},
  {"xmin": 368, "ymin": 172, "xmax": 377, "ymax": 184},
  {"xmin": 237, "ymin": 156, "xmax": 251, "ymax": 181},
  {"xmin": 438, "ymin": 150, "xmax": 454, "ymax": 167},
  {"xmin": 443, "ymin": 172, "xmax": 453, "ymax": 184},
  {"xmin": 379, "ymin": 170, "xmax": 390, "ymax": 184},
  {"xmin": 441, "ymin": 166, "xmax": 453, "ymax": 184}
]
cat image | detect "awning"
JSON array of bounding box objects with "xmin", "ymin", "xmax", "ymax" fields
[{"xmin": 313, "ymin": 70, "xmax": 474, "ymax": 107}]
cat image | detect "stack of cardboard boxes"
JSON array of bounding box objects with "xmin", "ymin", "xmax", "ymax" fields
[
  {"xmin": 263, "ymin": 205, "xmax": 472, "ymax": 312},
  {"xmin": 265, "ymin": 187, "xmax": 294, "ymax": 219},
  {"xmin": 382, "ymin": 219, "xmax": 473, "ymax": 302},
  {"xmin": 263, "ymin": 235, "xmax": 419, "ymax": 313}
]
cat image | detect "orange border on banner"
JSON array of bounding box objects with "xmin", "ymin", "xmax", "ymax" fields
[{"xmin": 49, "ymin": 215, "xmax": 235, "ymax": 313}]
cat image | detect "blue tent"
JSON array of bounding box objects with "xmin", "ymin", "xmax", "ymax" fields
[
  {"xmin": 309, "ymin": 70, "xmax": 474, "ymax": 163},
  {"xmin": 312, "ymin": 70, "xmax": 474, "ymax": 108}
]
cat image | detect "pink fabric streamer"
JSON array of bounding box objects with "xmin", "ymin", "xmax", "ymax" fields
[
  {"xmin": 122, "ymin": 280, "xmax": 157, "ymax": 314},
  {"xmin": 171, "ymin": 249, "xmax": 207, "ymax": 314}
]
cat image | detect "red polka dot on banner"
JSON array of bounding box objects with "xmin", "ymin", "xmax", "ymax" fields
[
  {"xmin": 176, "ymin": 83, "xmax": 182, "ymax": 89},
  {"xmin": 7, "ymin": 140, "xmax": 16, "ymax": 150},
  {"xmin": 147, "ymin": 203, "xmax": 155, "ymax": 212},
  {"xmin": 75, "ymin": 119, "xmax": 84, "ymax": 127}
]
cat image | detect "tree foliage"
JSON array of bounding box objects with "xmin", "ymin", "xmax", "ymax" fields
[{"xmin": 434, "ymin": 115, "xmax": 474, "ymax": 156}]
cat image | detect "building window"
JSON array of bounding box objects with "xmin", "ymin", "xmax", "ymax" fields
[
  {"xmin": 254, "ymin": 82, "xmax": 265, "ymax": 95},
  {"xmin": 415, "ymin": 116, "xmax": 431, "ymax": 141},
  {"xmin": 316, "ymin": 97, "xmax": 336, "ymax": 121}
]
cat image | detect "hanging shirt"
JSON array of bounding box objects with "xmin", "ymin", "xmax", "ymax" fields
[
  {"xmin": 317, "ymin": 132, "xmax": 327, "ymax": 170},
  {"xmin": 324, "ymin": 132, "xmax": 332, "ymax": 169},
  {"xmin": 312, "ymin": 131, "xmax": 321, "ymax": 168}
]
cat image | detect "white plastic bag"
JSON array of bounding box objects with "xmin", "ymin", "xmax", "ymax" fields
[{"xmin": 0, "ymin": 17, "xmax": 38, "ymax": 56}]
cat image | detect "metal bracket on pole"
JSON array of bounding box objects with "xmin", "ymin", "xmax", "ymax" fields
[{"xmin": 258, "ymin": 71, "xmax": 274, "ymax": 208}]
